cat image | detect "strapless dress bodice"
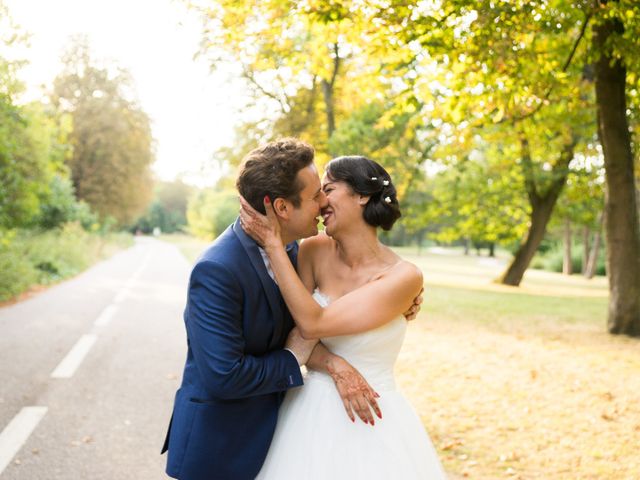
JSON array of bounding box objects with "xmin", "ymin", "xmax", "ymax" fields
[{"xmin": 308, "ymin": 289, "xmax": 407, "ymax": 391}]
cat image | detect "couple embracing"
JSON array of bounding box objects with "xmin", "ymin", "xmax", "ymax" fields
[{"xmin": 162, "ymin": 138, "xmax": 446, "ymax": 479}]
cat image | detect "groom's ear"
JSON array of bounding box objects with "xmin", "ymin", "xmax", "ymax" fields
[{"xmin": 272, "ymin": 197, "xmax": 290, "ymax": 219}]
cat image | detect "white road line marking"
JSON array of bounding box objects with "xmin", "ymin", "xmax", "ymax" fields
[
  {"xmin": 131, "ymin": 254, "xmax": 151, "ymax": 280},
  {"xmin": 94, "ymin": 304, "xmax": 119, "ymax": 327},
  {"xmin": 113, "ymin": 253, "xmax": 151, "ymax": 304},
  {"xmin": 50, "ymin": 334, "xmax": 97, "ymax": 379},
  {"xmin": 0, "ymin": 406, "xmax": 48, "ymax": 474}
]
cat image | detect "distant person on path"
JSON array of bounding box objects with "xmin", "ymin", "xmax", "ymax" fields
[
  {"xmin": 161, "ymin": 139, "xmax": 422, "ymax": 480},
  {"xmin": 239, "ymin": 154, "xmax": 445, "ymax": 479}
]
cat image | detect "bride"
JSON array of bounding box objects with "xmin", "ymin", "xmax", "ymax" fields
[{"xmin": 240, "ymin": 155, "xmax": 446, "ymax": 479}]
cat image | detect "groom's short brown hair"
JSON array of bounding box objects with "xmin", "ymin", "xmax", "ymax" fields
[{"xmin": 236, "ymin": 138, "xmax": 315, "ymax": 214}]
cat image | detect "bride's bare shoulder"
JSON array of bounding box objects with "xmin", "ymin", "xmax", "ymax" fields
[
  {"xmin": 387, "ymin": 259, "xmax": 424, "ymax": 288},
  {"xmin": 300, "ymin": 231, "xmax": 334, "ymax": 256}
]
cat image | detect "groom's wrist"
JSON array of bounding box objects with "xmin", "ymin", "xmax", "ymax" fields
[{"xmin": 284, "ymin": 347, "xmax": 303, "ymax": 366}]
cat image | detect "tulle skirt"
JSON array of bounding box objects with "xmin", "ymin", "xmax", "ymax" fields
[{"xmin": 256, "ymin": 371, "xmax": 447, "ymax": 479}]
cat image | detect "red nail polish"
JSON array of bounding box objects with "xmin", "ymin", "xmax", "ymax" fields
[{"xmin": 264, "ymin": 195, "xmax": 270, "ymax": 204}]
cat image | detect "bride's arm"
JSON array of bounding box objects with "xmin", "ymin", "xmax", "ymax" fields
[{"xmin": 240, "ymin": 197, "xmax": 423, "ymax": 339}]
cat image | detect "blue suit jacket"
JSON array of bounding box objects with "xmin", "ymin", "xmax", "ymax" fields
[{"xmin": 162, "ymin": 219, "xmax": 303, "ymax": 480}]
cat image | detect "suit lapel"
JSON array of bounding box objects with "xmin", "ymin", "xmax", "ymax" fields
[
  {"xmin": 232, "ymin": 218, "xmax": 285, "ymax": 326},
  {"xmin": 271, "ymin": 241, "xmax": 298, "ymax": 345}
]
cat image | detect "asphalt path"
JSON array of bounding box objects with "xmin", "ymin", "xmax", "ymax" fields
[{"xmin": 0, "ymin": 237, "xmax": 190, "ymax": 479}]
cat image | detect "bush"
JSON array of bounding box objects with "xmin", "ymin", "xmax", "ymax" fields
[
  {"xmin": 532, "ymin": 243, "xmax": 606, "ymax": 276},
  {"xmin": 0, "ymin": 224, "xmax": 133, "ymax": 302},
  {"xmin": 37, "ymin": 175, "xmax": 99, "ymax": 230},
  {"xmin": 0, "ymin": 230, "xmax": 39, "ymax": 301},
  {"xmin": 24, "ymin": 223, "xmax": 93, "ymax": 282},
  {"xmin": 187, "ymin": 189, "xmax": 238, "ymax": 240}
]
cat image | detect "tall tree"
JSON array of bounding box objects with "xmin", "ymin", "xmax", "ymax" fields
[
  {"xmin": 51, "ymin": 38, "xmax": 154, "ymax": 226},
  {"xmin": 593, "ymin": 0, "xmax": 640, "ymax": 335}
]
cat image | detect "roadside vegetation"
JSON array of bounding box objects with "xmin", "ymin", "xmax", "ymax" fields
[{"xmin": 0, "ymin": 225, "xmax": 132, "ymax": 303}]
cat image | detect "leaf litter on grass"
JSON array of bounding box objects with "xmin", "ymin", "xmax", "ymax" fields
[{"xmin": 395, "ymin": 293, "xmax": 640, "ymax": 479}]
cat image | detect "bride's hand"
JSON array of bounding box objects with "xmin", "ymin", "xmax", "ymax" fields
[
  {"xmin": 403, "ymin": 287, "xmax": 424, "ymax": 321},
  {"xmin": 326, "ymin": 356, "xmax": 382, "ymax": 426},
  {"xmin": 239, "ymin": 195, "xmax": 282, "ymax": 249}
]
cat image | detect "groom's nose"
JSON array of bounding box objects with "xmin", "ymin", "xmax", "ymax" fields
[{"xmin": 318, "ymin": 191, "xmax": 328, "ymax": 209}]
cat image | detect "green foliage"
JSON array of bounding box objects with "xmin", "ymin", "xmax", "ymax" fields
[
  {"xmin": 187, "ymin": 188, "xmax": 238, "ymax": 240},
  {"xmin": 0, "ymin": 6, "xmax": 78, "ymax": 231},
  {"xmin": 25, "ymin": 223, "xmax": 94, "ymax": 281},
  {"xmin": 532, "ymin": 242, "xmax": 606, "ymax": 276},
  {"xmin": 131, "ymin": 179, "xmax": 194, "ymax": 233},
  {"xmin": 0, "ymin": 223, "xmax": 133, "ymax": 302},
  {"xmin": 0, "ymin": 98, "xmax": 63, "ymax": 229},
  {"xmin": 36, "ymin": 175, "xmax": 98, "ymax": 230},
  {"xmin": 424, "ymin": 146, "xmax": 529, "ymax": 246},
  {"xmin": 0, "ymin": 8, "xmax": 40, "ymax": 227},
  {"xmin": 0, "ymin": 229, "xmax": 38, "ymax": 300}
]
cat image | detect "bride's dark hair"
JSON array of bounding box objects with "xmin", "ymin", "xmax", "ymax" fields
[{"xmin": 325, "ymin": 155, "xmax": 401, "ymax": 231}]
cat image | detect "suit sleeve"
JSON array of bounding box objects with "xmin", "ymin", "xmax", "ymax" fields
[{"xmin": 185, "ymin": 260, "xmax": 303, "ymax": 400}]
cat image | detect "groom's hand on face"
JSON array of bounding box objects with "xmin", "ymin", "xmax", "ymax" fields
[
  {"xmin": 285, "ymin": 327, "xmax": 318, "ymax": 366},
  {"xmin": 327, "ymin": 357, "xmax": 382, "ymax": 426},
  {"xmin": 403, "ymin": 287, "xmax": 424, "ymax": 322}
]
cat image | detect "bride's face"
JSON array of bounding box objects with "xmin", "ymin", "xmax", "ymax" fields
[{"xmin": 320, "ymin": 175, "xmax": 367, "ymax": 236}]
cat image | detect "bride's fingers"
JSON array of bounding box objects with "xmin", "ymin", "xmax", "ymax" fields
[
  {"xmin": 341, "ymin": 398, "xmax": 355, "ymax": 423},
  {"xmin": 364, "ymin": 391, "xmax": 382, "ymax": 419},
  {"xmin": 263, "ymin": 196, "xmax": 277, "ymax": 223},
  {"xmin": 239, "ymin": 195, "xmax": 257, "ymax": 215},
  {"xmin": 354, "ymin": 396, "xmax": 374, "ymax": 425}
]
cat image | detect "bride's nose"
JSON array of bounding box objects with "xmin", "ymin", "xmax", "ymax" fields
[{"xmin": 319, "ymin": 190, "xmax": 329, "ymax": 208}]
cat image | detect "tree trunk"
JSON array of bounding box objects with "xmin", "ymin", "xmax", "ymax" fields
[
  {"xmin": 594, "ymin": 8, "xmax": 640, "ymax": 336},
  {"xmin": 321, "ymin": 43, "xmax": 340, "ymax": 143},
  {"xmin": 499, "ymin": 133, "xmax": 575, "ymax": 286},
  {"xmin": 321, "ymin": 79, "xmax": 335, "ymax": 138},
  {"xmin": 563, "ymin": 218, "xmax": 573, "ymax": 275},
  {"xmin": 464, "ymin": 237, "xmax": 470, "ymax": 255},
  {"xmin": 488, "ymin": 242, "xmax": 495, "ymax": 258},
  {"xmin": 585, "ymin": 213, "xmax": 603, "ymax": 279},
  {"xmin": 500, "ymin": 199, "xmax": 561, "ymax": 285},
  {"xmin": 582, "ymin": 225, "xmax": 590, "ymax": 275}
]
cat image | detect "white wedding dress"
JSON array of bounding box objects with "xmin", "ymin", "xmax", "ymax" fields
[{"xmin": 257, "ymin": 290, "xmax": 447, "ymax": 479}]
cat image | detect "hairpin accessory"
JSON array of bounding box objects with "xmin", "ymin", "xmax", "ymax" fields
[
  {"xmin": 383, "ymin": 180, "xmax": 389, "ymax": 186},
  {"xmin": 371, "ymin": 176, "xmax": 378, "ymax": 181},
  {"xmin": 384, "ymin": 196, "xmax": 392, "ymax": 204}
]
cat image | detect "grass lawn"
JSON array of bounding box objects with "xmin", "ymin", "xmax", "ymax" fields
[
  {"xmin": 397, "ymin": 249, "xmax": 638, "ymax": 480},
  {"xmin": 162, "ymin": 234, "xmax": 639, "ymax": 479}
]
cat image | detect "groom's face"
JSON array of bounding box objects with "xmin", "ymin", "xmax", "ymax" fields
[{"xmin": 282, "ymin": 164, "xmax": 327, "ymax": 242}]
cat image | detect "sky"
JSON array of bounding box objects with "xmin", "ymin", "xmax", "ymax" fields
[{"xmin": 4, "ymin": 0, "xmax": 245, "ymax": 186}]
